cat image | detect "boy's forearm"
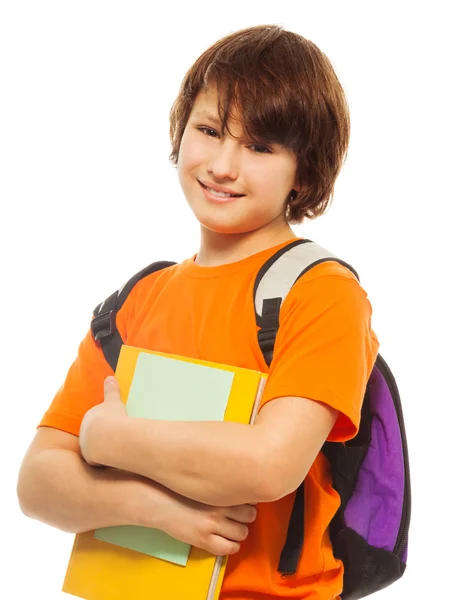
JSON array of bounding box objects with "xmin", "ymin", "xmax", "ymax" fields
[
  {"xmin": 17, "ymin": 447, "xmax": 166, "ymax": 533},
  {"xmin": 99, "ymin": 418, "xmax": 272, "ymax": 506}
]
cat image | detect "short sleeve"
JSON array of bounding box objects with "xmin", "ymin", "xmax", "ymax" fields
[
  {"xmin": 37, "ymin": 283, "xmax": 137, "ymax": 437},
  {"xmin": 258, "ymin": 267, "xmax": 380, "ymax": 442}
]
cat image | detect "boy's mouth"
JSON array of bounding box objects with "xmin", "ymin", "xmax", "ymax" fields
[{"xmin": 199, "ymin": 181, "xmax": 244, "ymax": 198}]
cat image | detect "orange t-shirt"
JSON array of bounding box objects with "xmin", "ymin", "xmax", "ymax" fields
[{"xmin": 38, "ymin": 237, "xmax": 380, "ymax": 599}]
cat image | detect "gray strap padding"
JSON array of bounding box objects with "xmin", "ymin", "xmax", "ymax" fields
[{"xmin": 255, "ymin": 241, "xmax": 349, "ymax": 317}]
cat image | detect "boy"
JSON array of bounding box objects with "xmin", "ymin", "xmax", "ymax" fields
[{"xmin": 17, "ymin": 24, "xmax": 379, "ymax": 599}]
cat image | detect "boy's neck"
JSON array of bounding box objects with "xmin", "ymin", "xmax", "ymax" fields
[{"xmin": 194, "ymin": 224, "xmax": 299, "ymax": 267}]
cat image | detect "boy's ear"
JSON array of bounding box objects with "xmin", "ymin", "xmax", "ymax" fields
[
  {"xmin": 296, "ymin": 181, "xmax": 312, "ymax": 199},
  {"xmin": 290, "ymin": 186, "xmax": 302, "ymax": 201}
]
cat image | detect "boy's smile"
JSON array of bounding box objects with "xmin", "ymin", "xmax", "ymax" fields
[
  {"xmin": 199, "ymin": 179, "xmax": 245, "ymax": 197},
  {"xmin": 199, "ymin": 180, "xmax": 244, "ymax": 204}
]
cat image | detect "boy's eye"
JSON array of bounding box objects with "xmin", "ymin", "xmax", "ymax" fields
[
  {"xmin": 197, "ymin": 126, "xmax": 271, "ymax": 154},
  {"xmin": 199, "ymin": 127, "xmax": 219, "ymax": 138}
]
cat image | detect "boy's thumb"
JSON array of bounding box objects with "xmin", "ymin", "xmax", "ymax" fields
[{"xmin": 104, "ymin": 376, "xmax": 120, "ymax": 398}]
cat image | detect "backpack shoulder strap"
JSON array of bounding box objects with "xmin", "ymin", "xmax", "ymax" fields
[
  {"xmin": 254, "ymin": 238, "xmax": 359, "ymax": 368},
  {"xmin": 91, "ymin": 260, "xmax": 177, "ymax": 371},
  {"xmin": 252, "ymin": 238, "xmax": 359, "ymax": 576}
]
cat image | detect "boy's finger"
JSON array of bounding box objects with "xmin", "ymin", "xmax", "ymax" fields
[{"xmin": 104, "ymin": 376, "xmax": 120, "ymax": 398}]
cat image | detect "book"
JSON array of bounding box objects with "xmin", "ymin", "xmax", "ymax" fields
[{"xmin": 62, "ymin": 344, "xmax": 267, "ymax": 600}]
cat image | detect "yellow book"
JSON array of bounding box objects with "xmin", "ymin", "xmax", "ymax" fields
[{"xmin": 62, "ymin": 344, "xmax": 267, "ymax": 600}]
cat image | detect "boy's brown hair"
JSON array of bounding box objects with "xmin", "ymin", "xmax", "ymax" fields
[{"xmin": 168, "ymin": 24, "xmax": 350, "ymax": 224}]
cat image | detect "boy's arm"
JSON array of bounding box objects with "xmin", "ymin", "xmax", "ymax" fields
[
  {"xmin": 81, "ymin": 378, "xmax": 338, "ymax": 506},
  {"xmin": 17, "ymin": 426, "xmax": 259, "ymax": 559},
  {"xmin": 17, "ymin": 427, "xmax": 180, "ymax": 533}
]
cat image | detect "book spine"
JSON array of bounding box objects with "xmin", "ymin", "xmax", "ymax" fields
[
  {"xmin": 206, "ymin": 556, "xmax": 224, "ymax": 600},
  {"xmin": 206, "ymin": 376, "xmax": 267, "ymax": 599},
  {"xmin": 249, "ymin": 377, "xmax": 266, "ymax": 425}
]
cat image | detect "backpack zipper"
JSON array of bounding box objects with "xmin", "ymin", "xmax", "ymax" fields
[{"xmin": 376, "ymin": 354, "xmax": 411, "ymax": 557}]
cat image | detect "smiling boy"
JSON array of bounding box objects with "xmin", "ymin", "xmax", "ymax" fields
[{"xmin": 17, "ymin": 25, "xmax": 379, "ymax": 600}]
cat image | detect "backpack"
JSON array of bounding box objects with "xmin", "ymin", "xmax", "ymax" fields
[{"xmin": 91, "ymin": 238, "xmax": 411, "ymax": 599}]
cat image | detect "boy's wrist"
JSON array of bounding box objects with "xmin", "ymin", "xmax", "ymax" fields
[
  {"xmin": 119, "ymin": 472, "xmax": 180, "ymax": 531},
  {"xmin": 94, "ymin": 466, "xmax": 158, "ymax": 530}
]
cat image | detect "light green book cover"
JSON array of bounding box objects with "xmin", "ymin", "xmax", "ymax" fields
[{"xmin": 94, "ymin": 351, "xmax": 235, "ymax": 566}]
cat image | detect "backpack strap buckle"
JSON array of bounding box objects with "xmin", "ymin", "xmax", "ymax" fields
[
  {"xmin": 257, "ymin": 297, "xmax": 282, "ymax": 366},
  {"xmin": 91, "ymin": 309, "xmax": 116, "ymax": 341}
]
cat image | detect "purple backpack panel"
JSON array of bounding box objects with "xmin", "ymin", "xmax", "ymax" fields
[{"xmin": 345, "ymin": 357, "xmax": 409, "ymax": 562}]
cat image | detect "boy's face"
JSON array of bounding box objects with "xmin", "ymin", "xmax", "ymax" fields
[{"xmin": 177, "ymin": 85, "xmax": 300, "ymax": 236}]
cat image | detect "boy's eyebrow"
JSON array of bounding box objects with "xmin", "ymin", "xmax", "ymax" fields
[{"xmin": 193, "ymin": 110, "xmax": 222, "ymax": 125}]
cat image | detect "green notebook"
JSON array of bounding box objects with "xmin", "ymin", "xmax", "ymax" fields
[{"xmin": 93, "ymin": 351, "xmax": 235, "ymax": 566}]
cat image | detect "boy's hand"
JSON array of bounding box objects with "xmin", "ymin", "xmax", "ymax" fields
[
  {"xmin": 79, "ymin": 376, "xmax": 127, "ymax": 467},
  {"xmin": 133, "ymin": 479, "xmax": 258, "ymax": 557},
  {"xmin": 160, "ymin": 496, "xmax": 257, "ymax": 557}
]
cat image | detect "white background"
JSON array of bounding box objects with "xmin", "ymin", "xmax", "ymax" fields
[{"xmin": 2, "ymin": 1, "xmax": 448, "ymax": 598}]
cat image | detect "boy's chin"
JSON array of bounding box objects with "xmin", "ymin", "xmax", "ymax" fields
[
  {"xmin": 191, "ymin": 204, "xmax": 274, "ymax": 236},
  {"xmin": 198, "ymin": 218, "xmax": 258, "ymax": 236}
]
